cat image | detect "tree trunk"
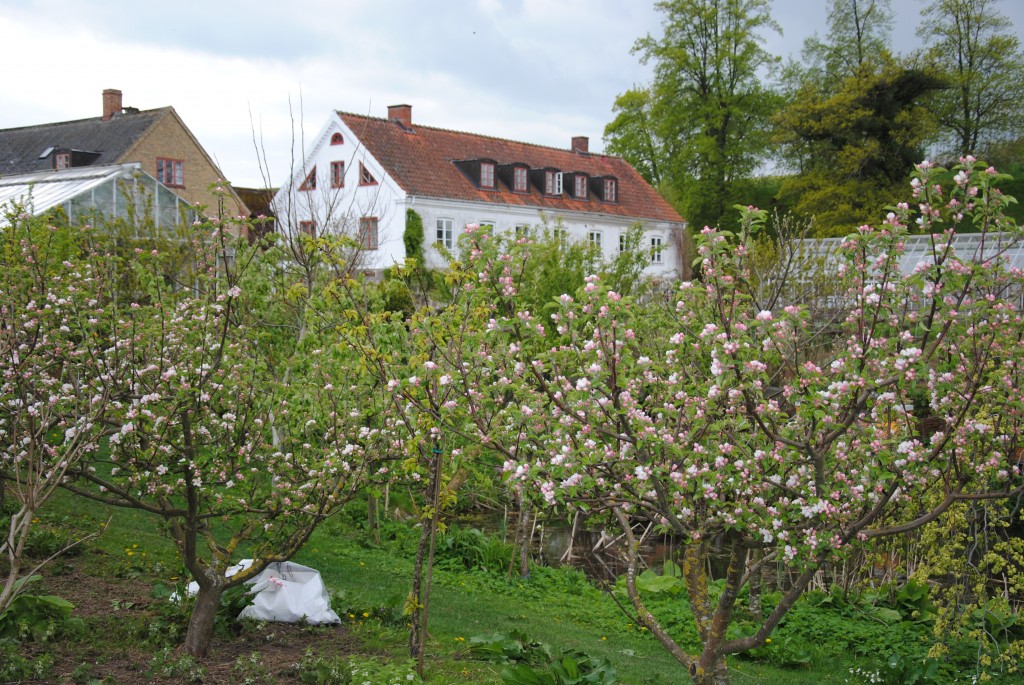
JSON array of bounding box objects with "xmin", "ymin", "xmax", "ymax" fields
[
  {"xmin": 691, "ymin": 654, "xmax": 729, "ymax": 685},
  {"xmin": 367, "ymin": 492, "xmax": 380, "ymax": 545},
  {"xmin": 408, "ymin": 518, "xmax": 430, "ymax": 660},
  {"xmin": 516, "ymin": 493, "xmax": 531, "ymax": 577},
  {"xmin": 748, "ymin": 549, "xmax": 763, "ymax": 618},
  {"xmin": 182, "ymin": 583, "xmax": 225, "ymax": 658}
]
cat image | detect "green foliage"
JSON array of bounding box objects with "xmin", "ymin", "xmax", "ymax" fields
[
  {"xmin": 345, "ymin": 656, "xmax": 419, "ymax": 685},
  {"xmin": 918, "ymin": 0, "xmax": 1024, "ymax": 158},
  {"xmin": 287, "ymin": 648, "xmax": 353, "ymax": 685},
  {"xmin": 468, "ymin": 630, "xmax": 617, "ymax": 685},
  {"xmin": 774, "ymin": 57, "xmax": 943, "ymax": 235},
  {"xmin": 232, "ymin": 651, "xmax": 274, "ymax": 685},
  {"xmin": 435, "ymin": 525, "xmax": 514, "ymax": 574},
  {"xmin": 0, "ymin": 585, "xmax": 84, "ymax": 642},
  {"xmin": 147, "ymin": 645, "xmax": 206, "ymax": 682},
  {"xmin": 611, "ymin": 0, "xmax": 782, "ymax": 230},
  {"xmin": 331, "ymin": 588, "xmax": 406, "ymax": 628},
  {"xmin": 0, "ymin": 637, "xmax": 54, "ymax": 681},
  {"xmin": 404, "ymin": 208, "xmax": 425, "ymax": 262},
  {"xmin": 800, "ymin": 0, "xmax": 894, "ymax": 81}
]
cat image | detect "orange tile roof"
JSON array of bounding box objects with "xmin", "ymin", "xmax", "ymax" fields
[{"xmin": 337, "ymin": 111, "xmax": 684, "ymax": 225}]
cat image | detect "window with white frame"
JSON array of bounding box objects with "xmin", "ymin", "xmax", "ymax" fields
[
  {"xmin": 619, "ymin": 233, "xmax": 628, "ymax": 253},
  {"xmin": 588, "ymin": 230, "xmax": 602, "ymax": 248},
  {"xmin": 514, "ymin": 224, "xmax": 530, "ymax": 237},
  {"xmin": 436, "ymin": 218, "xmax": 454, "ymax": 250},
  {"xmin": 545, "ymin": 171, "xmax": 563, "ymax": 195},
  {"xmin": 479, "ymin": 221, "xmax": 495, "ymax": 235},
  {"xmin": 604, "ymin": 178, "xmax": 617, "ymax": 202},
  {"xmin": 650, "ymin": 236, "xmax": 663, "ymax": 263}
]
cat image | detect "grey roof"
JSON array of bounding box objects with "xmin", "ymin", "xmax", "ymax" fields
[{"xmin": 0, "ymin": 109, "xmax": 167, "ymax": 176}]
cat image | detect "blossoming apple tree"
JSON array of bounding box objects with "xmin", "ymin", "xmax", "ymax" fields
[
  {"xmin": 446, "ymin": 160, "xmax": 1024, "ymax": 685},
  {"xmin": 62, "ymin": 228, "xmax": 394, "ymax": 657},
  {"xmin": 0, "ymin": 213, "xmax": 131, "ymax": 613}
]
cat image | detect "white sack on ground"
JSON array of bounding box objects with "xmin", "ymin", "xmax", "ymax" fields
[
  {"xmin": 238, "ymin": 560, "xmax": 340, "ymax": 624},
  {"xmin": 173, "ymin": 558, "xmax": 253, "ymax": 601}
]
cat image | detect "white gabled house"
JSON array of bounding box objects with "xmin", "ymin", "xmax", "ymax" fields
[{"xmin": 272, "ymin": 104, "xmax": 687, "ymax": 277}]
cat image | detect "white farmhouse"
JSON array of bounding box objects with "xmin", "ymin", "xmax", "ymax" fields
[{"xmin": 272, "ymin": 104, "xmax": 687, "ymax": 277}]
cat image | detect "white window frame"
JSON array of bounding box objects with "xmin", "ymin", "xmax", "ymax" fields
[
  {"xmin": 650, "ymin": 236, "xmax": 664, "ymax": 264},
  {"xmin": 436, "ymin": 218, "xmax": 454, "ymax": 250},
  {"xmin": 604, "ymin": 179, "xmax": 617, "ymax": 202},
  {"xmin": 545, "ymin": 171, "xmax": 563, "ymax": 195},
  {"xmin": 588, "ymin": 230, "xmax": 602, "ymax": 248}
]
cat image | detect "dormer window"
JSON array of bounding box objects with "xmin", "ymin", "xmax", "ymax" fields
[
  {"xmin": 574, "ymin": 174, "xmax": 588, "ymax": 199},
  {"xmin": 359, "ymin": 162, "xmax": 377, "ymax": 186},
  {"xmin": 513, "ymin": 166, "xmax": 528, "ymax": 192},
  {"xmin": 330, "ymin": 132, "xmax": 344, "ymax": 145},
  {"xmin": 481, "ymin": 162, "xmax": 495, "ymax": 189},
  {"xmin": 604, "ymin": 178, "xmax": 617, "ymax": 203},
  {"xmin": 55, "ymin": 152, "xmax": 70, "ymax": 170},
  {"xmin": 299, "ymin": 167, "xmax": 317, "ymax": 191},
  {"xmin": 545, "ymin": 171, "xmax": 563, "ymax": 195}
]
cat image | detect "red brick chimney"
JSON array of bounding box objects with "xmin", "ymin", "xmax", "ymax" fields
[
  {"xmin": 388, "ymin": 104, "xmax": 412, "ymax": 128},
  {"xmin": 571, "ymin": 136, "xmax": 589, "ymax": 153},
  {"xmin": 102, "ymin": 89, "xmax": 122, "ymax": 121}
]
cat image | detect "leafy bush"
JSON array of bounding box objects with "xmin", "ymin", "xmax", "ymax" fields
[
  {"xmin": 436, "ymin": 525, "xmax": 514, "ymax": 573},
  {"xmin": 468, "ymin": 630, "xmax": 617, "ymax": 685},
  {"xmin": 0, "ymin": 584, "xmax": 84, "ymax": 642}
]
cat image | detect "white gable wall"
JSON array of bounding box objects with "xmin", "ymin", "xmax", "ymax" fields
[{"xmin": 271, "ymin": 114, "xmax": 408, "ymax": 271}]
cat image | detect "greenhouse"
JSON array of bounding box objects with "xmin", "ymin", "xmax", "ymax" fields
[
  {"xmin": 0, "ymin": 163, "xmax": 196, "ymax": 229},
  {"xmin": 761, "ymin": 232, "xmax": 1024, "ymax": 312}
]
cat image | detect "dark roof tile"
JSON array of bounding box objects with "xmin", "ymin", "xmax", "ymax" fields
[{"xmin": 0, "ymin": 109, "xmax": 167, "ymax": 176}]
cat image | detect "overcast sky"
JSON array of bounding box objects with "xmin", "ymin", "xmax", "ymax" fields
[{"xmin": 1, "ymin": 0, "xmax": 1022, "ymax": 188}]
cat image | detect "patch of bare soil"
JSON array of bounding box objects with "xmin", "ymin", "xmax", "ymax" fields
[{"xmin": 21, "ymin": 558, "xmax": 360, "ymax": 684}]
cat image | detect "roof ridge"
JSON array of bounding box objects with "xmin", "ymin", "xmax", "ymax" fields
[
  {"xmin": 335, "ymin": 110, "xmax": 616, "ymax": 160},
  {"xmin": 0, "ymin": 107, "xmax": 169, "ymax": 133}
]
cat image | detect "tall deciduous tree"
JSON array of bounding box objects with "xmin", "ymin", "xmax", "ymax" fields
[
  {"xmin": 802, "ymin": 0, "xmax": 894, "ymax": 81},
  {"xmin": 918, "ymin": 0, "xmax": 1024, "ymax": 157},
  {"xmin": 606, "ymin": 0, "xmax": 781, "ymax": 231},
  {"xmin": 774, "ymin": 58, "xmax": 943, "ymax": 235}
]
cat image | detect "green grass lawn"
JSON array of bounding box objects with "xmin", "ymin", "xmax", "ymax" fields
[{"xmin": 15, "ymin": 492, "xmax": 945, "ymax": 684}]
